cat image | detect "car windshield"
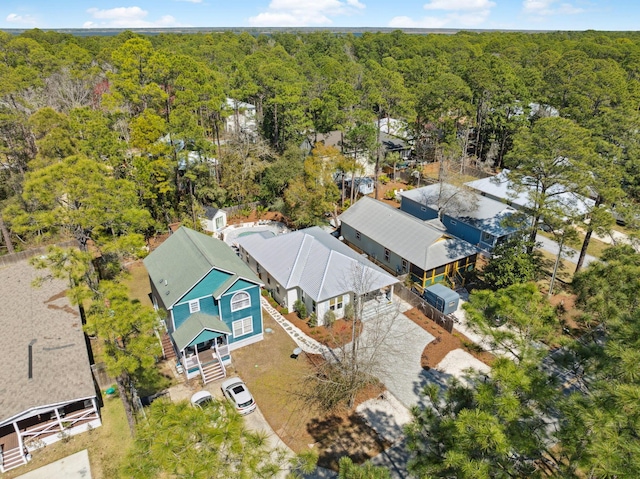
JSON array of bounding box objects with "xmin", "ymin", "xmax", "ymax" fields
[{"xmin": 238, "ymin": 399, "xmax": 254, "ymax": 408}]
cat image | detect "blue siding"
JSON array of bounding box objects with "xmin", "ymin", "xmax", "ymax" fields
[
  {"xmin": 173, "ymin": 302, "xmax": 191, "ymax": 330},
  {"xmin": 182, "ymin": 269, "xmax": 230, "ymax": 302},
  {"xmin": 400, "ymin": 198, "xmax": 438, "ymax": 221},
  {"xmin": 227, "ymin": 279, "xmax": 257, "ymax": 293},
  {"xmin": 220, "ymin": 285, "xmax": 263, "ymax": 344},
  {"xmin": 442, "ymin": 216, "xmax": 482, "ymax": 245},
  {"xmin": 190, "ymin": 329, "xmax": 222, "ymax": 346}
]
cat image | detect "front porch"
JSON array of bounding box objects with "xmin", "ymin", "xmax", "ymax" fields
[
  {"xmin": 0, "ymin": 398, "xmax": 101, "ymax": 473},
  {"xmin": 172, "ymin": 312, "xmax": 232, "ymax": 384}
]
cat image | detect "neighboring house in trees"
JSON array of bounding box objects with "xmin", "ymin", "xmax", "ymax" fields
[
  {"xmin": 0, "ymin": 261, "xmax": 101, "ymax": 473},
  {"xmin": 339, "ymin": 197, "xmax": 478, "ymax": 291},
  {"xmin": 224, "ymin": 98, "xmax": 257, "ymax": 136},
  {"xmin": 143, "ymin": 227, "xmax": 264, "ymax": 384},
  {"xmin": 236, "ymin": 227, "xmax": 398, "ymax": 326},
  {"xmin": 400, "ymin": 183, "xmax": 522, "ymax": 253},
  {"xmin": 201, "ymin": 206, "xmax": 227, "ymax": 235},
  {"xmin": 465, "ymin": 170, "xmax": 594, "ymax": 218}
]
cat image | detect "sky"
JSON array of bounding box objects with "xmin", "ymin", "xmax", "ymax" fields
[{"xmin": 0, "ymin": 0, "xmax": 637, "ymax": 32}]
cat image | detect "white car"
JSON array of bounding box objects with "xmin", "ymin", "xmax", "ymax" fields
[
  {"xmin": 190, "ymin": 390, "xmax": 213, "ymax": 407},
  {"xmin": 221, "ymin": 377, "xmax": 256, "ymax": 415}
]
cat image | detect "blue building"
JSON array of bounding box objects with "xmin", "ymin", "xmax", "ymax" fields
[
  {"xmin": 400, "ymin": 183, "xmax": 522, "ymax": 253},
  {"xmin": 144, "ymin": 227, "xmax": 264, "ymax": 383}
]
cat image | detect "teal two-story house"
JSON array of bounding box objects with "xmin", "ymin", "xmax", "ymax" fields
[{"xmin": 144, "ymin": 227, "xmax": 264, "ymax": 383}]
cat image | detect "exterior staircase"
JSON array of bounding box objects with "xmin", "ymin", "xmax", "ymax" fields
[
  {"xmin": 1, "ymin": 446, "xmax": 27, "ymax": 473},
  {"xmin": 201, "ymin": 359, "xmax": 225, "ymax": 384},
  {"xmin": 160, "ymin": 332, "xmax": 176, "ymax": 360}
]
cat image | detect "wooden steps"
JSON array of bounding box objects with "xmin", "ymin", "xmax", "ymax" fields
[
  {"xmin": 1, "ymin": 446, "xmax": 27, "ymax": 472},
  {"xmin": 161, "ymin": 332, "xmax": 176, "ymax": 360},
  {"xmin": 201, "ymin": 360, "xmax": 225, "ymax": 384}
]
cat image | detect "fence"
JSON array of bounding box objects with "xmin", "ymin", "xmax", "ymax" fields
[
  {"xmin": 395, "ymin": 283, "xmax": 455, "ymax": 333},
  {"xmin": 91, "ymin": 362, "xmax": 114, "ymax": 391},
  {"xmin": 0, "ymin": 240, "xmax": 78, "ymax": 267}
]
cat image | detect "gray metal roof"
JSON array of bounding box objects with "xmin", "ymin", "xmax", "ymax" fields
[
  {"xmin": 465, "ymin": 170, "xmax": 594, "ymax": 217},
  {"xmin": 401, "ymin": 183, "xmax": 520, "ymax": 236},
  {"xmin": 339, "ymin": 197, "xmax": 478, "ymax": 270},
  {"xmin": 171, "ymin": 312, "xmax": 231, "ymax": 351},
  {"xmin": 143, "ymin": 227, "xmax": 261, "ymax": 308},
  {"xmin": 236, "ymin": 226, "xmax": 398, "ymax": 302},
  {"xmin": 0, "ymin": 260, "xmax": 97, "ymax": 425}
]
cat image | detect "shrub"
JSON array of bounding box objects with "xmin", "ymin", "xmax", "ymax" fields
[
  {"xmin": 281, "ymin": 308, "xmax": 289, "ymax": 315},
  {"xmin": 379, "ymin": 174, "xmax": 390, "ymax": 185},
  {"xmin": 308, "ymin": 312, "xmax": 318, "ymax": 327},
  {"xmin": 384, "ymin": 190, "xmax": 396, "ymax": 200},
  {"xmin": 344, "ymin": 302, "xmax": 355, "ymax": 321},
  {"xmin": 324, "ymin": 310, "xmax": 336, "ymax": 328},
  {"xmin": 293, "ymin": 299, "xmax": 307, "ymax": 319}
]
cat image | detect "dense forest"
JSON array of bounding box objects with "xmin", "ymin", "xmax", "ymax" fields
[
  {"xmin": 1, "ymin": 28, "xmax": 640, "ymax": 257},
  {"xmin": 2, "ymin": 28, "xmax": 640, "ymax": 478}
]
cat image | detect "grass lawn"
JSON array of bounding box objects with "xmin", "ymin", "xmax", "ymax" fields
[
  {"xmin": 538, "ymin": 248, "xmax": 575, "ymax": 285},
  {"xmin": 230, "ymin": 311, "xmax": 388, "ymax": 471},
  {"xmin": 3, "ymin": 395, "xmax": 132, "ymax": 479},
  {"xmin": 122, "ymin": 260, "xmax": 153, "ymax": 307}
]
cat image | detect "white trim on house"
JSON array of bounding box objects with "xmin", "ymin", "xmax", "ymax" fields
[
  {"xmin": 230, "ymin": 291, "xmax": 251, "ymax": 312},
  {"xmin": 232, "ymin": 316, "xmax": 253, "ymax": 338},
  {"xmin": 188, "ymin": 300, "xmax": 200, "ymax": 313},
  {"xmin": 228, "ymin": 333, "xmax": 264, "ymax": 352}
]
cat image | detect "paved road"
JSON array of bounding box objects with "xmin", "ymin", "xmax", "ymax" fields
[{"xmin": 535, "ymin": 234, "xmax": 597, "ymax": 267}]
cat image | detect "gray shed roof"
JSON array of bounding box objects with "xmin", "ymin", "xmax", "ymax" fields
[
  {"xmin": 0, "ymin": 260, "xmax": 97, "ymax": 425},
  {"xmin": 465, "ymin": 170, "xmax": 594, "ymax": 217},
  {"xmin": 401, "ymin": 183, "xmax": 520, "ymax": 236},
  {"xmin": 143, "ymin": 227, "xmax": 261, "ymax": 309},
  {"xmin": 236, "ymin": 226, "xmax": 398, "ymax": 302},
  {"xmin": 339, "ymin": 197, "xmax": 478, "ymax": 271}
]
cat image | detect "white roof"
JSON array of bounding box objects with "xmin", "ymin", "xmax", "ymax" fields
[
  {"xmin": 236, "ymin": 226, "xmax": 398, "ymax": 302},
  {"xmin": 465, "ymin": 170, "xmax": 595, "ymax": 217}
]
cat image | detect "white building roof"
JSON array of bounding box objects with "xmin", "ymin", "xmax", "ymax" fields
[
  {"xmin": 236, "ymin": 226, "xmax": 398, "ymax": 302},
  {"xmin": 465, "ymin": 170, "xmax": 595, "ymax": 217}
]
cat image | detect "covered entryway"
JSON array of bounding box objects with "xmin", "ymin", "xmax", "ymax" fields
[{"xmin": 171, "ymin": 312, "xmax": 231, "ymax": 384}]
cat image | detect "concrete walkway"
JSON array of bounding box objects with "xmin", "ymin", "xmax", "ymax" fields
[{"xmin": 15, "ymin": 450, "xmax": 92, "ymax": 479}]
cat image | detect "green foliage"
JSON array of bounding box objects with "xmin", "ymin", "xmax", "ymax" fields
[
  {"xmin": 482, "ymin": 234, "xmax": 541, "ymax": 289},
  {"xmin": 378, "ymin": 174, "xmax": 390, "ymax": 185},
  {"xmin": 308, "ymin": 312, "xmax": 317, "ymax": 327},
  {"xmin": 384, "ymin": 189, "xmax": 396, "ymax": 200},
  {"xmin": 344, "ymin": 302, "xmax": 355, "ymax": 321},
  {"xmin": 122, "ymin": 398, "xmax": 309, "ymax": 478},
  {"xmin": 338, "ymin": 456, "xmax": 390, "ymax": 479},
  {"xmin": 324, "ymin": 309, "xmax": 336, "ymax": 328},
  {"xmin": 293, "ymin": 299, "xmax": 307, "ymax": 319}
]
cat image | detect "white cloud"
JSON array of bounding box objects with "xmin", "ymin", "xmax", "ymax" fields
[
  {"xmin": 84, "ymin": 6, "xmax": 184, "ymax": 28},
  {"xmin": 176, "ymin": 0, "xmax": 203, "ymax": 3},
  {"xmin": 6, "ymin": 13, "xmax": 37, "ymax": 25},
  {"xmin": 389, "ymin": 0, "xmax": 494, "ymax": 28},
  {"xmin": 423, "ymin": 0, "xmax": 495, "ymax": 11},
  {"xmin": 248, "ymin": 0, "xmax": 365, "ymax": 27},
  {"xmin": 522, "ymin": 0, "xmax": 584, "ymax": 16}
]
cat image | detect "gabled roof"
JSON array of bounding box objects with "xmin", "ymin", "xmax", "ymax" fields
[
  {"xmin": 339, "ymin": 197, "xmax": 478, "ymax": 271},
  {"xmin": 465, "ymin": 170, "xmax": 595, "ymax": 217},
  {"xmin": 143, "ymin": 227, "xmax": 261, "ymax": 308},
  {"xmin": 1, "ymin": 261, "xmax": 96, "ymax": 425},
  {"xmin": 171, "ymin": 312, "xmax": 231, "ymax": 351},
  {"xmin": 401, "ymin": 183, "xmax": 520, "ymax": 236},
  {"xmin": 236, "ymin": 226, "xmax": 398, "ymax": 302}
]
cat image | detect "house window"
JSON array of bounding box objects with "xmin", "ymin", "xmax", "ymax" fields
[
  {"xmin": 312, "ymin": 300, "xmax": 316, "ymax": 313},
  {"xmin": 482, "ymin": 231, "xmax": 494, "ymax": 243},
  {"xmin": 355, "ymin": 230, "xmax": 361, "ymax": 240},
  {"xmin": 384, "ymin": 248, "xmax": 390, "ymax": 262},
  {"xmin": 256, "ymin": 264, "xmax": 261, "ymax": 273},
  {"xmin": 230, "ymin": 291, "xmax": 251, "ymax": 311},
  {"xmin": 329, "ymin": 295, "xmax": 344, "ymax": 311},
  {"xmin": 267, "ymin": 277, "xmax": 271, "ymax": 285},
  {"xmin": 232, "ymin": 317, "xmax": 253, "ymax": 337},
  {"xmin": 188, "ymin": 300, "xmax": 200, "ymax": 314},
  {"xmin": 402, "ymin": 259, "xmax": 408, "ymax": 273},
  {"xmin": 215, "ymin": 216, "xmax": 224, "ymax": 230},
  {"xmin": 276, "ymin": 285, "xmax": 280, "ymax": 295}
]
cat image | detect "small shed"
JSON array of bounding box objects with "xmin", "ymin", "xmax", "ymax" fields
[{"xmin": 423, "ymin": 283, "xmax": 460, "ymax": 315}]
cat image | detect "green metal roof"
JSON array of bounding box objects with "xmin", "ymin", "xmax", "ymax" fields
[
  {"xmin": 171, "ymin": 312, "xmax": 232, "ymax": 351},
  {"xmin": 143, "ymin": 226, "xmax": 261, "ymax": 308}
]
